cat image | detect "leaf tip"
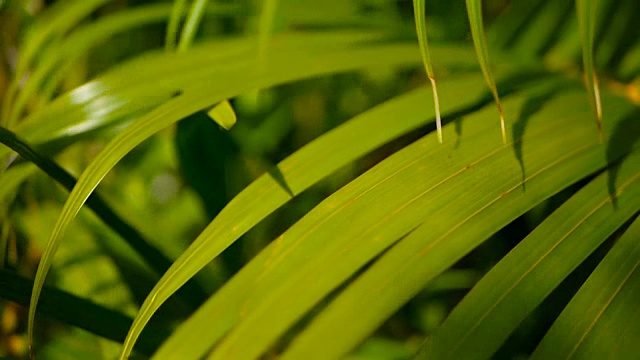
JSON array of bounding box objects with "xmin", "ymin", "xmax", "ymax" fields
[
  {"xmin": 429, "ymin": 77, "xmax": 443, "ymax": 144},
  {"xmin": 208, "ymin": 100, "xmax": 237, "ymax": 130},
  {"xmin": 27, "ymin": 309, "xmax": 35, "ymax": 359},
  {"xmin": 594, "ymin": 76, "xmax": 603, "ymax": 143},
  {"xmin": 498, "ymin": 103, "xmax": 506, "ymax": 144}
]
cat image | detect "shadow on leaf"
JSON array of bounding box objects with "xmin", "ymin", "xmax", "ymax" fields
[
  {"xmin": 606, "ymin": 109, "xmax": 640, "ymax": 207},
  {"xmin": 512, "ymin": 86, "xmax": 564, "ymax": 191}
]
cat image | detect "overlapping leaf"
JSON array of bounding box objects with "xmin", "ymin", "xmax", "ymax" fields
[
  {"xmin": 153, "ymin": 81, "xmax": 637, "ymax": 360},
  {"xmin": 7, "ymin": 1, "xmax": 638, "ymax": 359},
  {"xmin": 25, "ymin": 35, "xmax": 431, "ymax": 355},
  {"xmin": 421, "ymin": 147, "xmax": 640, "ymax": 360},
  {"xmin": 1, "ymin": 31, "xmax": 406, "ymax": 158},
  {"xmin": 0, "ymin": 126, "xmax": 178, "ymax": 288},
  {"xmin": 149, "ymin": 73, "xmax": 490, "ymax": 360},
  {"xmin": 6, "ymin": 2, "xmax": 240, "ymax": 127},
  {"xmin": 532, "ymin": 214, "xmax": 640, "ymax": 359},
  {"xmin": 272, "ymin": 86, "xmax": 637, "ymax": 360},
  {"xmin": 2, "ymin": 0, "xmax": 112, "ymax": 127}
]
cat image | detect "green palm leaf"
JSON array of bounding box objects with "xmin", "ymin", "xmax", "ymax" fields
[
  {"xmin": 2, "ymin": 0, "xmax": 111, "ymax": 127},
  {"xmin": 576, "ymin": 0, "xmax": 603, "ymax": 141},
  {"xmin": 26, "ymin": 36, "xmax": 424, "ymax": 355},
  {"xmin": 274, "ymin": 85, "xmax": 637, "ymax": 360},
  {"xmin": 2, "ymin": 1, "xmax": 639, "ymax": 359},
  {"xmin": 466, "ymin": 0, "xmax": 506, "ymax": 143},
  {"xmin": 532, "ymin": 213, "xmax": 640, "ymax": 359},
  {"xmin": 149, "ymin": 73, "xmax": 490, "ymax": 360},
  {"xmin": 413, "ymin": 0, "xmax": 442, "ymax": 143},
  {"xmin": 420, "ymin": 147, "xmax": 640, "ymax": 360}
]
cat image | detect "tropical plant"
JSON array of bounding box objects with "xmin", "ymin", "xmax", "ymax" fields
[{"xmin": 1, "ymin": 0, "xmax": 639, "ymax": 359}]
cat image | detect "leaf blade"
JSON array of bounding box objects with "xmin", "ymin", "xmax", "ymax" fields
[
  {"xmin": 532, "ymin": 213, "xmax": 640, "ymax": 359},
  {"xmin": 2, "ymin": 0, "xmax": 112, "ymax": 127},
  {"xmin": 146, "ymin": 73, "xmax": 489, "ymax": 360},
  {"xmin": 466, "ymin": 0, "xmax": 506, "ymax": 143},
  {"xmin": 279, "ymin": 89, "xmax": 639, "ymax": 360},
  {"xmin": 576, "ymin": 0, "xmax": 603, "ymax": 142},
  {"xmin": 413, "ymin": 0, "xmax": 442, "ymax": 143},
  {"xmin": 22, "ymin": 38, "xmax": 425, "ymax": 358},
  {"xmin": 421, "ymin": 149, "xmax": 640, "ymax": 360}
]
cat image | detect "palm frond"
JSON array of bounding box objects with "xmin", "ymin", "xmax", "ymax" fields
[{"xmin": 1, "ymin": 1, "xmax": 639, "ymax": 359}]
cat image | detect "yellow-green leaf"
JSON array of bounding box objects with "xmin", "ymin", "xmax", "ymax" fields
[
  {"xmin": 420, "ymin": 148, "xmax": 640, "ymax": 360},
  {"xmin": 165, "ymin": 0, "xmax": 188, "ymax": 52},
  {"xmin": 179, "ymin": 0, "xmax": 237, "ymax": 132},
  {"xmin": 150, "ymin": 73, "xmax": 488, "ymax": 360},
  {"xmin": 2, "ymin": 0, "xmax": 111, "ymax": 127},
  {"xmin": 207, "ymin": 100, "xmax": 237, "ymax": 130},
  {"xmin": 22, "ymin": 37, "xmax": 423, "ymax": 359},
  {"xmin": 177, "ymin": 0, "xmax": 209, "ymax": 53}
]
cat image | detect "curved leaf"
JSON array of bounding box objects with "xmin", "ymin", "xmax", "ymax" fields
[
  {"xmin": 26, "ymin": 39, "xmax": 425, "ymax": 356},
  {"xmin": 177, "ymin": 0, "xmax": 209, "ymax": 53},
  {"xmin": 150, "ymin": 73, "xmax": 490, "ymax": 360},
  {"xmin": 9, "ymin": 2, "xmax": 240, "ymax": 124},
  {"xmin": 257, "ymin": 0, "xmax": 279, "ymax": 62},
  {"xmin": 2, "ymin": 31, "xmax": 402, "ymax": 157},
  {"xmin": 532, "ymin": 213, "xmax": 640, "ymax": 359},
  {"xmin": 0, "ymin": 126, "xmax": 180, "ymax": 290},
  {"xmin": 166, "ymin": 0, "xmax": 189, "ymax": 52},
  {"xmin": 7, "ymin": 3, "xmax": 174, "ymax": 127},
  {"xmin": 2, "ymin": 0, "xmax": 112, "ymax": 127},
  {"xmin": 176, "ymin": 0, "xmax": 238, "ymax": 134},
  {"xmin": 420, "ymin": 149, "xmax": 640, "ymax": 360},
  {"xmin": 278, "ymin": 89, "xmax": 637, "ymax": 360},
  {"xmin": 152, "ymin": 80, "xmax": 635, "ymax": 360}
]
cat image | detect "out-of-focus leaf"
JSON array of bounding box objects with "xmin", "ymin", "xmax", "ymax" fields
[
  {"xmin": 0, "ymin": 164, "xmax": 36, "ymax": 204},
  {"xmin": 257, "ymin": 0, "xmax": 279, "ymax": 62},
  {"xmin": 487, "ymin": 0, "xmax": 548, "ymax": 50},
  {"xmin": 2, "ymin": 0, "xmax": 111, "ymax": 127},
  {"xmin": 0, "ymin": 268, "xmax": 167, "ymax": 357},
  {"xmin": 0, "ymin": 163, "xmax": 37, "ymax": 268},
  {"xmin": 0, "ymin": 126, "xmax": 204, "ymax": 303},
  {"xmin": 176, "ymin": 112, "xmax": 237, "ymax": 219},
  {"xmin": 7, "ymin": 3, "xmax": 174, "ymax": 127},
  {"xmin": 1, "ymin": 31, "xmax": 408, "ymax": 159},
  {"xmin": 166, "ymin": 0, "xmax": 189, "ymax": 52},
  {"xmin": 176, "ymin": 1, "xmax": 237, "ymax": 132},
  {"xmin": 177, "ymin": 0, "xmax": 209, "ymax": 53},
  {"xmin": 175, "ymin": 111, "xmax": 242, "ymax": 274}
]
